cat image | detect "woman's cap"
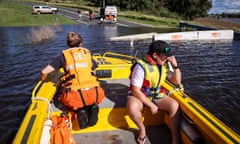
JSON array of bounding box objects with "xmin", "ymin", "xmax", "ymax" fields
[{"xmin": 149, "ymin": 40, "xmax": 172, "ymax": 57}]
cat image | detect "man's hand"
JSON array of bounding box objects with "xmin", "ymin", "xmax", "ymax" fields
[
  {"xmin": 40, "ymin": 65, "xmax": 55, "ymax": 81},
  {"xmin": 40, "ymin": 73, "xmax": 48, "ymax": 81}
]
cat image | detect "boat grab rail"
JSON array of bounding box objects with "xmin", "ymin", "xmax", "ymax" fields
[
  {"xmin": 165, "ymin": 81, "xmax": 240, "ymax": 144},
  {"xmin": 93, "ymin": 52, "xmax": 136, "ymax": 63},
  {"xmin": 167, "ymin": 83, "xmax": 195, "ymax": 125},
  {"xmin": 103, "ymin": 52, "xmax": 135, "ymax": 61},
  {"xmin": 32, "ymin": 80, "xmax": 44, "ymax": 98}
]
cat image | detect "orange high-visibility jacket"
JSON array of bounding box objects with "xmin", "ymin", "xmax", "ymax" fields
[{"xmin": 62, "ymin": 47, "xmax": 99, "ymax": 90}]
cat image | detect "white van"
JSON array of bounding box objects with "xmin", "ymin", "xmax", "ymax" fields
[{"xmin": 99, "ymin": 6, "xmax": 117, "ymax": 23}]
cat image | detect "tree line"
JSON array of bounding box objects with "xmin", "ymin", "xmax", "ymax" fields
[
  {"xmin": 212, "ymin": 13, "xmax": 240, "ymax": 18},
  {"xmin": 90, "ymin": 0, "xmax": 212, "ymax": 20}
]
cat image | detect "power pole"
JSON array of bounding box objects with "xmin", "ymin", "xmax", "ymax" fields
[{"xmin": 103, "ymin": 0, "xmax": 105, "ymax": 8}]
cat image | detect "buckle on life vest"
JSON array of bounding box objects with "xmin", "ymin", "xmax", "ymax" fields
[
  {"xmin": 155, "ymin": 92, "xmax": 165, "ymax": 99},
  {"xmin": 80, "ymin": 87, "xmax": 91, "ymax": 91},
  {"xmin": 148, "ymin": 96, "xmax": 153, "ymax": 101}
]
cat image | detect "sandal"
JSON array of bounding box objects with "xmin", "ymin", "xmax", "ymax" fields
[{"xmin": 137, "ymin": 136, "xmax": 146, "ymax": 144}]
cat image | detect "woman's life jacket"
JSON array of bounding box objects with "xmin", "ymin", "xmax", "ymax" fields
[
  {"xmin": 133, "ymin": 56, "xmax": 169, "ymax": 100},
  {"xmin": 62, "ymin": 47, "xmax": 99, "ymax": 91}
]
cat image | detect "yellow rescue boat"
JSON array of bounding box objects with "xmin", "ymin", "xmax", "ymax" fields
[{"xmin": 13, "ymin": 52, "xmax": 240, "ymax": 144}]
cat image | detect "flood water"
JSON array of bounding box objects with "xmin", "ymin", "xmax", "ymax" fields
[{"xmin": 0, "ymin": 24, "xmax": 240, "ymax": 143}]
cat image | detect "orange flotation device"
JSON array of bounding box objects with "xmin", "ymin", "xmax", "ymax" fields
[{"xmin": 59, "ymin": 47, "xmax": 105, "ymax": 110}]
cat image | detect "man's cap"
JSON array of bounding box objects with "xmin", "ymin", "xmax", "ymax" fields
[{"xmin": 149, "ymin": 40, "xmax": 172, "ymax": 57}]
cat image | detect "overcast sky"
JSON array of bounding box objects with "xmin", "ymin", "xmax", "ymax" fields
[{"xmin": 208, "ymin": 0, "xmax": 240, "ymax": 14}]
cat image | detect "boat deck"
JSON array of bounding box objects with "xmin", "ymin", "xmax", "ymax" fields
[
  {"xmin": 52, "ymin": 79, "xmax": 172, "ymax": 144},
  {"xmin": 73, "ymin": 125, "xmax": 171, "ymax": 144}
]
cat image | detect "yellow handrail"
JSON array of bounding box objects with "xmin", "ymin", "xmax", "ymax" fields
[
  {"xmin": 32, "ymin": 80, "xmax": 43, "ymax": 98},
  {"xmin": 103, "ymin": 52, "xmax": 135, "ymax": 60}
]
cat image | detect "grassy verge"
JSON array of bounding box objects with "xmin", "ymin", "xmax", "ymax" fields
[
  {"xmin": 0, "ymin": 0, "xmax": 75, "ymax": 27},
  {"xmin": 0, "ymin": 0, "xmax": 182, "ymax": 28},
  {"xmin": 118, "ymin": 11, "xmax": 180, "ymax": 28},
  {"xmin": 1, "ymin": 0, "xmax": 239, "ymax": 32},
  {"xmin": 192, "ymin": 18, "xmax": 240, "ymax": 32}
]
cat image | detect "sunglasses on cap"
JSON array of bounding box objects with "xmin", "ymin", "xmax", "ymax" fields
[
  {"xmin": 164, "ymin": 47, "xmax": 171, "ymax": 53},
  {"xmin": 161, "ymin": 47, "xmax": 172, "ymax": 57}
]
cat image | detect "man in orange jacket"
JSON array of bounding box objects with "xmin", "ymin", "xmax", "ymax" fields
[{"xmin": 41, "ymin": 32, "xmax": 105, "ymax": 129}]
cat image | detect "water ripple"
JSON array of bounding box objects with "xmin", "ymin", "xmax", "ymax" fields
[{"xmin": 0, "ymin": 25, "xmax": 240, "ymax": 143}]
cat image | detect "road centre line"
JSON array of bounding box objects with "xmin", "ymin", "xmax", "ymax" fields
[
  {"xmin": 116, "ymin": 23, "xmax": 130, "ymax": 27},
  {"xmin": 76, "ymin": 20, "xmax": 89, "ymax": 25}
]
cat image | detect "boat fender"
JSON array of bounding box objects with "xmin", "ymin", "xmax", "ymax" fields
[{"xmin": 40, "ymin": 119, "xmax": 52, "ymax": 144}]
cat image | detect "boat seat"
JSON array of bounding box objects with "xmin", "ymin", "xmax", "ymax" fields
[{"xmin": 99, "ymin": 79, "xmax": 130, "ymax": 108}]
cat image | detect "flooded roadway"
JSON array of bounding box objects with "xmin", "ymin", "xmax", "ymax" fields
[{"xmin": 0, "ymin": 20, "xmax": 240, "ymax": 144}]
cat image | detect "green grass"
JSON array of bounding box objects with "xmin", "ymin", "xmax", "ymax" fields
[
  {"xmin": 0, "ymin": 0, "xmax": 181, "ymax": 28},
  {"xmin": 0, "ymin": 0, "xmax": 75, "ymax": 27},
  {"xmin": 51, "ymin": 1, "xmax": 181, "ymax": 28},
  {"xmin": 28, "ymin": 0, "xmax": 181, "ymax": 28},
  {"xmin": 118, "ymin": 11, "xmax": 180, "ymax": 28}
]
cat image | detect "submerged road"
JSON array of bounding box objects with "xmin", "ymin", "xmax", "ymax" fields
[
  {"xmin": 15, "ymin": 1, "xmax": 147, "ymax": 27},
  {"xmin": 56, "ymin": 6, "xmax": 148, "ymax": 27}
]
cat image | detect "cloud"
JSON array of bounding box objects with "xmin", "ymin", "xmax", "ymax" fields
[
  {"xmin": 209, "ymin": 0, "xmax": 240, "ymax": 14},
  {"xmin": 224, "ymin": 0, "xmax": 240, "ymax": 7}
]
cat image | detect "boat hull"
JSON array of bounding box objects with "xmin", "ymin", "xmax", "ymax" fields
[{"xmin": 13, "ymin": 52, "xmax": 240, "ymax": 144}]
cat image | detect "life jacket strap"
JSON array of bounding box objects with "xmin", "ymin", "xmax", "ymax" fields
[
  {"xmin": 78, "ymin": 89, "xmax": 86, "ymax": 107},
  {"xmin": 60, "ymin": 74, "xmax": 75, "ymax": 84},
  {"xmin": 77, "ymin": 87, "xmax": 99, "ymax": 107},
  {"xmin": 95, "ymin": 86, "xmax": 99, "ymax": 103}
]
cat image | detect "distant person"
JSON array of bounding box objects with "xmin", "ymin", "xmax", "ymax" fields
[
  {"xmin": 89, "ymin": 10, "xmax": 93, "ymax": 21},
  {"xmin": 77, "ymin": 10, "xmax": 82, "ymax": 19},
  {"xmin": 108, "ymin": 13, "xmax": 113, "ymax": 20},
  {"xmin": 127, "ymin": 40, "xmax": 182, "ymax": 144},
  {"xmin": 41, "ymin": 32, "xmax": 105, "ymax": 129}
]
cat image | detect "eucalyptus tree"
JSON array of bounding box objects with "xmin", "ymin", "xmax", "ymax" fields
[{"xmin": 166, "ymin": 0, "xmax": 212, "ymax": 20}]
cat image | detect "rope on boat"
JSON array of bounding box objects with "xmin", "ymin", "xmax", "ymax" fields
[
  {"xmin": 167, "ymin": 84, "xmax": 184, "ymax": 97},
  {"xmin": 32, "ymin": 97, "xmax": 52, "ymax": 119},
  {"xmin": 168, "ymin": 87, "xmax": 181, "ymax": 97}
]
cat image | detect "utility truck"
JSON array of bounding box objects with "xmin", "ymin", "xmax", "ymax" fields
[{"xmin": 99, "ymin": 6, "xmax": 117, "ymax": 24}]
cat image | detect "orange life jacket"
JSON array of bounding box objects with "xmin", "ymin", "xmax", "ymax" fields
[
  {"xmin": 62, "ymin": 47, "xmax": 99, "ymax": 90},
  {"xmin": 50, "ymin": 115, "xmax": 76, "ymax": 144},
  {"xmin": 59, "ymin": 47, "xmax": 105, "ymax": 109}
]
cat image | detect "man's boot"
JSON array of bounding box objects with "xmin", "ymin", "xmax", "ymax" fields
[
  {"xmin": 77, "ymin": 108, "xmax": 88, "ymax": 129},
  {"xmin": 87, "ymin": 104, "xmax": 99, "ymax": 126}
]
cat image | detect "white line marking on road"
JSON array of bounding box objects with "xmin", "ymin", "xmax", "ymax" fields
[
  {"xmin": 76, "ymin": 20, "xmax": 89, "ymax": 25},
  {"xmin": 116, "ymin": 23, "xmax": 130, "ymax": 27}
]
